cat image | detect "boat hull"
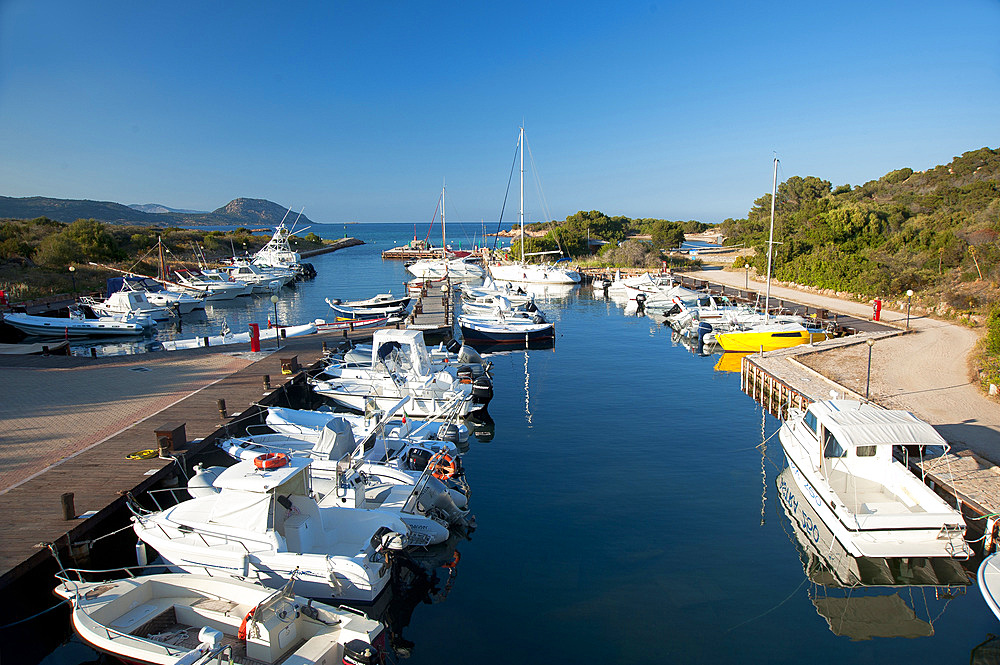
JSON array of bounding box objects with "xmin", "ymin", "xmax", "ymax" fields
[
  {"xmin": 1, "ymin": 312, "xmax": 146, "ymax": 337},
  {"xmin": 489, "ymin": 263, "xmax": 580, "ymax": 284},
  {"xmin": 715, "ymin": 328, "xmax": 827, "ymax": 353},
  {"xmin": 459, "ymin": 320, "xmax": 555, "ymax": 345}
]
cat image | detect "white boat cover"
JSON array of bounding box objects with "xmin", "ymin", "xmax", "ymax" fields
[
  {"xmin": 311, "ymin": 418, "xmax": 357, "ymax": 460},
  {"xmin": 810, "ymin": 401, "xmax": 947, "ymax": 449}
]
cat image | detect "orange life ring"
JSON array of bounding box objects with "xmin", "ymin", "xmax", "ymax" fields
[
  {"xmin": 254, "ymin": 452, "xmax": 289, "ymax": 470},
  {"xmin": 238, "ymin": 607, "xmax": 255, "ymax": 640},
  {"xmin": 428, "ymin": 452, "xmax": 458, "ymax": 480}
]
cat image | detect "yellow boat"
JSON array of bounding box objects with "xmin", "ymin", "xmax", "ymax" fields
[{"xmin": 715, "ymin": 322, "xmax": 828, "ymax": 353}]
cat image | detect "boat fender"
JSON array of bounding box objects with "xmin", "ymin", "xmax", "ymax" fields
[{"xmin": 254, "ymin": 452, "xmax": 289, "ymax": 470}]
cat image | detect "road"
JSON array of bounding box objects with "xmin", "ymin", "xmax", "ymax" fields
[{"xmin": 687, "ymin": 267, "xmax": 1000, "ymax": 464}]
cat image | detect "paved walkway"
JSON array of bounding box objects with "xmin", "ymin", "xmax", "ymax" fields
[{"xmin": 687, "ymin": 268, "xmax": 1000, "ymax": 464}]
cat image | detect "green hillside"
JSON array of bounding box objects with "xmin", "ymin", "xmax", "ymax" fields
[{"xmin": 719, "ymin": 147, "xmax": 1000, "ymax": 307}]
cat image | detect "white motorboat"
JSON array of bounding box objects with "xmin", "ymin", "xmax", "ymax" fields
[
  {"xmin": 265, "ymin": 404, "xmax": 470, "ymax": 445},
  {"xmin": 488, "ymin": 127, "xmax": 581, "ymax": 285},
  {"xmin": 461, "ymin": 276, "xmax": 535, "ymax": 306},
  {"xmin": 158, "ymin": 322, "xmax": 317, "ymax": 351},
  {"xmin": 217, "ymin": 418, "xmax": 472, "ymax": 542},
  {"xmin": 54, "ymin": 568, "xmax": 386, "ymax": 665},
  {"xmin": 205, "ymin": 261, "xmax": 287, "ymax": 292},
  {"xmin": 310, "ymin": 330, "xmax": 490, "ymax": 417},
  {"xmin": 252, "ymin": 219, "xmax": 304, "ymax": 272},
  {"xmin": 329, "ymin": 293, "xmax": 411, "ymax": 310},
  {"xmin": 778, "ymin": 399, "xmax": 971, "ymax": 559},
  {"xmin": 172, "ymin": 268, "xmax": 253, "ymax": 300},
  {"xmin": 335, "ymin": 336, "xmax": 491, "ymax": 379},
  {"xmin": 114, "ymin": 275, "xmax": 206, "ymax": 314},
  {"xmin": 130, "ymin": 456, "xmax": 413, "ymax": 604},
  {"xmin": 0, "ymin": 310, "xmax": 147, "ymax": 337},
  {"xmin": 979, "ymin": 553, "xmax": 1000, "ymax": 621},
  {"xmin": 81, "ymin": 290, "xmax": 176, "ymax": 321}
]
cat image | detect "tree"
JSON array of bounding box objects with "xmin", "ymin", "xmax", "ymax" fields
[{"xmin": 649, "ymin": 220, "xmax": 685, "ymax": 249}]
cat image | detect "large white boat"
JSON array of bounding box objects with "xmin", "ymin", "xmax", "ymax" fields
[
  {"xmin": 53, "ymin": 568, "xmax": 386, "ymax": 665},
  {"xmin": 130, "ymin": 456, "xmax": 413, "ymax": 604},
  {"xmin": 778, "ymin": 399, "xmax": 971, "ymax": 559},
  {"xmin": 488, "ymin": 127, "xmax": 580, "ymax": 285},
  {"xmin": 81, "ymin": 290, "xmax": 176, "ymax": 321},
  {"xmin": 0, "ymin": 310, "xmax": 147, "ymax": 337}
]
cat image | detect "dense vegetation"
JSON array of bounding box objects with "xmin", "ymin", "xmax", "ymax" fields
[
  {"xmin": 0, "ymin": 217, "xmax": 325, "ymax": 300},
  {"xmin": 510, "ymin": 210, "xmax": 708, "ymax": 267},
  {"xmin": 719, "ymin": 147, "xmax": 1000, "ymax": 309}
]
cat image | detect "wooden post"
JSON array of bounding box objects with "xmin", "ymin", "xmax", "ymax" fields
[
  {"xmin": 263, "ymin": 374, "xmax": 271, "ymax": 390},
  {"xmin": 217, "ymin": 399, "xmax": 228, "ymax": 418},
  {"xmin": 60, "ymin": 492, "xmax": 75, "ymax": 520}
]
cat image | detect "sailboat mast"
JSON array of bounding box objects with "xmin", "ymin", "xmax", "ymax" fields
[
  {"xmin": 441, "ymin": 183, "xmax": 447, "ymax": 260},
  {"xmin": 519, "ymin": 126, "xmax": 524, "ymax": 263},
  {"xmin": 764, "ymin": 156, "xmax": 778, "ymax": 316}
]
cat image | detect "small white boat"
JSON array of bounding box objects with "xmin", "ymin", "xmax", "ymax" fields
[
  {"xmin": 172, "ymin": 268, "xmax": 253, "ymax": 300},
  {"xmin": 310, "ymin": 330, "xmax": 489, "ymax": 417},
  {"xmin": 54, "ymin": 568, "xmax": 386, "ymax": 665},
  {"xmin": 329, "ymin": 293, "xmax": 411, "ymax": 310},
  {"xmin": 116, "ymin": 276, "xmax": 206, "ymax": 314},
  {"xmin": 979, "ymin": 553, "xmax": 1000, "ymax": 621},
  {"xmin": 0, "ymin": 311, "xmax": 146, "ymax": 337},
  {"xmin": 159, "ymin": 322, "xmax": 316, "ymax": 351},
  {"xmin": 406, "ymin": 256, "xmax": 485, "ymax": 279},
  {"xmin": 130, "ymin": 456, "xmax": 413, "ymax": 604},
  {"xmin": 81, "ymin": 290, "xmax": 176, "ymax": 321},
  {"xmin": 779, "ymin": 399, "xmax": 971, "ymax": 559}
]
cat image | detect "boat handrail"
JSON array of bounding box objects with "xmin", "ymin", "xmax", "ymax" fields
[{"xmin": 55, "ymin": 561, "xmax": 258, "ymax": 587}]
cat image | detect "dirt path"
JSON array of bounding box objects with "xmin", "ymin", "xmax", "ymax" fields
[{"xmin": 686, "ymin": 268, "xmax": 1000, "ymax": 464}]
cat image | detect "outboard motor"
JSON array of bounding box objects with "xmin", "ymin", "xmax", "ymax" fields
[
  {"xmin": 437, "ymin": 423, "xmax": 462, "ymax": 445},
  {"xmin": 664, "ymin": 303, "xmax": 680, "ymax": 317},
  {"xmin": 456, "ymin": 344, "xmax": 483, "ymax": 366},
  {"xmin": 456, "ymin": 366, "xmax": 474, "ymax": 384},
  {"xmin": 635, "ymin": 292, "xmax": 647, "ymax": 316},
  {"xmin": 472, "ymin": 376, "xmax": 493, "ymax": 406},
  {"xmin": 445, "ymin": 338, "xmax": 462, "ymax": 354},
  {"xmin": 525, "ymin": 301, "xmax": 538, "ymax": 312},
  {"xmin": 696, "ymin": 321, "xmax": 713, "ymax": 356}
]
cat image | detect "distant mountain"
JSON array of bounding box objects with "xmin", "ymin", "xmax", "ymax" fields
[
  {"xmin": 128, "ymin": 203, "xmax": 207, "ymax": 214},
  {"xmin": 0, "ymin": 195, "xmax": 316, "ymax": 228},
  {"xmin": 211, "ymin": 198, "xmax": 315, "ymax": 227}
]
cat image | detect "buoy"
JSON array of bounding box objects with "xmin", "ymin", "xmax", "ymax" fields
[{"xmin": 254, "ymin": 453, "xmax": 289, "ymax": 470}]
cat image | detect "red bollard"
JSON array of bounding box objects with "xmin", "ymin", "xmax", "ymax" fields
[
  {"xmin": 872, "ymin": 299, "xmax": 882, "ymax": 322},
  {"xmin": 249, "ymin": 323, "xmax": 261, "ymax": 352}
]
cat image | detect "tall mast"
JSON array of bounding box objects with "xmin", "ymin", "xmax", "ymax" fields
[
  {"xmin": 441, "ymin": 182, "xmax": 447, "ymax": 260},
  {"xmin": 519, "ymin": 126, "xmax": 524, "ymax": 263},
  {"xmin": 764, "ymin": 156, "xmax": 778, "ymax": 317}
]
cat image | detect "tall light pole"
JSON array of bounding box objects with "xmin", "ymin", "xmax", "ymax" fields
[
  {"xmin": 743, "ymin": 260, "xmax": 750, "ymax": 290},
  {"xmin": 68, "ymin": 265, "xmax": 76, "ymax": 292},
  {"xmin": 905, "ymin": 289, "xmax": 914, "ymax": 330},
  {"xmin": 270, "ymin": 295, "xmax": 280, "ymax": 349},
  {"xmin": 865, "ymin": 338, "xmax": 875, "ymax": 400}
]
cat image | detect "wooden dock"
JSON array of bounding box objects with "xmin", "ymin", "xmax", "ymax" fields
[
  {"xmin": 0, "ymin": 326, "xmax": 388, "ymax": 592},
  {"xmin": 739, "ymin": 340, "xmax": 1000, "ymax": 554},
  {"xmin": 404, "ymin": 281, "xmax": 455, "ymax": 340}
]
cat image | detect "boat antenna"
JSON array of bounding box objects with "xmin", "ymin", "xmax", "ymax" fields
[{"xmin": 764, "ymin": 155, "xmax": 778, "ymax": 317}]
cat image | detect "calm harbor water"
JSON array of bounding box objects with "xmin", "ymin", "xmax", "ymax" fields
[{"xmin": 38, "ymin": 223, "xmax": 999, "ymax": 663}]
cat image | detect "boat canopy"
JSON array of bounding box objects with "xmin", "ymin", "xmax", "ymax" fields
[
  {"xmin": 310, "ymin": 418, "xmax": 357, "ymax": 460},
  {"xmin": 371, "ymin": 329, "xmax": 432, "ymax": 376},
  {"xmin": 810, "ymin": 401, "xmax": 947, "ymax": 449}
]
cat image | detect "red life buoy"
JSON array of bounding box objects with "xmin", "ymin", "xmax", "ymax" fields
[
  {"xmin": 254, "ymin": 452, "xmax": 289, "ymax": 470},
  {"xmin": 428, "ymin": 452, "xmax": 459, "ymax": 480},
  {"xmin": 238, "ymin": 607, "xmax": 255, "ymax": 640}
]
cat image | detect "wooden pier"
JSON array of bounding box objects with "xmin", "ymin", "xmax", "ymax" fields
[
  {"xmin": 739, "ymin": 341, "xmax": 1000, "ymax": 554},
  {"xmin": 0, "ymin": 326, "xmax": 389, "ymax": 593},
  {"xmin": 404, "ymin": 280, "xmax": 456, "ymax": 340}
]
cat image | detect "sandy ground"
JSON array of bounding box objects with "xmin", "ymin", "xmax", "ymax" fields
[{"xmin": 687, "ymin": 268, "xmax": 1000, "ymax": 464}]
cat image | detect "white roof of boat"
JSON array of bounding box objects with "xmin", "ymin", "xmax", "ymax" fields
[
  {"xmin": 809, "ymin": 400, "xmax": 946, "ymax": 448},
  {"xmin": 214, "ymin": 456, "xmax": 309, "ymax": 491}
]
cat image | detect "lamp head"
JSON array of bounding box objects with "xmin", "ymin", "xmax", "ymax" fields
[
  {"xmin": 68, "ymin": 266, "xmax": 75, "ymax": 272},
  {"xmin": 270, "ymin": 295, "xmax": 279, "ymax": 304},
  {"xmin": 866, "ymin": 338, "xmax": 875, "ymax": 347},
  {"xmin": 906, "ymin": 289, "xmax": 914, "ymax": 297}
]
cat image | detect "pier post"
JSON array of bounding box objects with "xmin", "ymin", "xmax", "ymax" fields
[
  {"xmin": 263, "ymin": 374, "xmax": 271, "ymax": 390},
  {"xmin": 217, "ymin": 399, "xmax": 228, "ymax": 418},
  {"xmin": 60, "ymin": 493, "xmax": 75, "ymax": 520}
]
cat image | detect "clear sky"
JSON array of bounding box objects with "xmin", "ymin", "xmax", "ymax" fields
[{"xmin": 1, "ymin": 1, "xmax": 997, "ymax": 225}]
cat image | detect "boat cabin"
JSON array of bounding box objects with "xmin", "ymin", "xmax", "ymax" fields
[{"xmin": 371, "ymin": 329, "xmax": 433, "ymax": 377}]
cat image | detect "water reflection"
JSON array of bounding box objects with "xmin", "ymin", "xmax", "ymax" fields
[{"xmin": 776, "ymin": 467, "xmax": 970, "ymax": 640}]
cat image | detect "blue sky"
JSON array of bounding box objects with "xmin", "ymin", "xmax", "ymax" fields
[{"xmin": 1, "ymin": 1, "xmax": 997, "ymax": 225}]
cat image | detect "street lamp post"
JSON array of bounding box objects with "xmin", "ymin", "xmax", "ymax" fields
[
  {"xmin": 905, "ymin": 289, "xmax": 914, "ymax": 330},
  {"xmin": 743, "ymin": 261, "xmax": 750, "ymax": 290},
  {"xmin": 270, "ymin": 295, "xmax": 280, "ymax": 349},
  {"xmin": 68, "ymin": 265, "xmax": 76, "ymax": 292},
  {"xmin": 865, "ymin": 338, "xmax": 875, "ymax": 400}
]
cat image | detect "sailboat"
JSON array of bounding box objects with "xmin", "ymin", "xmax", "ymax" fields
[
  {"xmin": 715, "ymin": 157, "xmax": 828, "ymax": 353},
  {"xmin": 488, "ymin": 127, "xmax": 581, "ymax": 285},
  {"xmin": 405, "ymin": 185, "xmax": 485, "ymax": 280}
]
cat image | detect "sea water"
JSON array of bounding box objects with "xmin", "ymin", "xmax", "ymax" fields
[{"xmin": 40, "ymin": 223, "xmax": 999, "ymax": 663}]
